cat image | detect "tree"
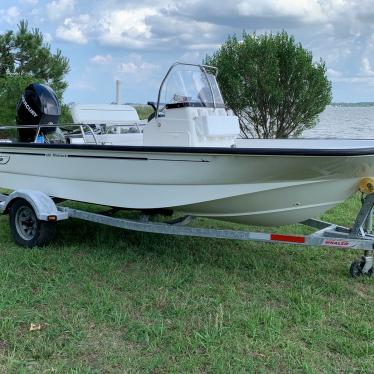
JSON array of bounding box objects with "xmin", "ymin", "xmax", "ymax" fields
[
  {"xmin": 0, "ymin": 20, "xmax": 70, "ymax": 124},
  {"xmin": 205, "ymin": 31, "xmax": 332, "ymax": 138}
]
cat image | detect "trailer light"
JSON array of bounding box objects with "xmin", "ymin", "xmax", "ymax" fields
[
  {"xmin": 359, "ymin": 177, "xmax": 374, "ymax": 194},
  {"xmin": 47, "ymin": 215, "xmax": 57, "ymax": 222}
]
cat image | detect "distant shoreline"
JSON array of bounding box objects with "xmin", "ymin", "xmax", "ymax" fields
[
  {"xmin": 128, "ymin": 102, "xmax": 374, "ymax": 108},
  {"xmin": 331, "ymin": 102, "xmax": 374, "ymax": 107}
]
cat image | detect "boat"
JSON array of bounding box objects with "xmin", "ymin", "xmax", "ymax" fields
[{"xmin": 0, "ymin": 62, "xmax": 374, "ymax": 226}]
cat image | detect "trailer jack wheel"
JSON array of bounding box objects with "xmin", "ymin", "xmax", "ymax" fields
[
  {"xmin": 350, "ymin": 257, "xmax": 373, "ymax": 278},
  {"xmin": 9, "ymin": 199, "xmax": 56, "ymax": 248}
]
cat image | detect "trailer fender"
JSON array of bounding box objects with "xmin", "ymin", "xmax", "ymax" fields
[{"xmin": 0, "ymin": 190, "xmax": 68, "ymax": 221}]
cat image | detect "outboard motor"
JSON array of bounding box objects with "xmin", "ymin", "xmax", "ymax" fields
[{"xmin": 16, "ymin": 83, "xmax": 61, "ymax": 142}]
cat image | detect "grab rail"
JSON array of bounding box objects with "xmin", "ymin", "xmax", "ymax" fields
[{"xmin": 0, "ymin": 123, "xmax": 99, "ymax": 145}]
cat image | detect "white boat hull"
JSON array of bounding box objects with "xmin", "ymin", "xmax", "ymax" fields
[{"xmin": 0, "ymin": 140, "xmax": 373, "ymax": 226}]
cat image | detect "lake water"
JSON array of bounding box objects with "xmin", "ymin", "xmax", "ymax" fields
[{"xmin": 301, "ymin": 106, "xmax": 374, "ymax": 138}]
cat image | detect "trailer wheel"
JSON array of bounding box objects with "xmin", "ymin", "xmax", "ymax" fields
[
  {"xmin": 350, "ymin": 257, "xmax": 373, "ymax": 278},
  {"xmin": 9, "ymin": 199, "xmax": 56, "ymax": 248}
]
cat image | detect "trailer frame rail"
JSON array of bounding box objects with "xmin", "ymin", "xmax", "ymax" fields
[{"xmin": 0, "ymin": 190, "xmax": 373, "ymax": 277}]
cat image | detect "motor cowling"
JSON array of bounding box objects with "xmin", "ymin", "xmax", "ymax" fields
[{"xmin": 16, "ymin": 83, "xmax": 61, "ymax": 142}]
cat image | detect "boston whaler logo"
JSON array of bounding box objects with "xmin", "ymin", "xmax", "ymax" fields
[
  {"xmin": 323, "ymin": 239, "xmax": 354, "ymax": 248},
  {"xmin": 22, "ymin": 95, "xmax": 38, "ymax": 118}
]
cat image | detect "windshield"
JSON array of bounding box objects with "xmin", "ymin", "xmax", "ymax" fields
[{"xmin": 160, "ymin": 64, "xmax": 225, "ymax": 109}]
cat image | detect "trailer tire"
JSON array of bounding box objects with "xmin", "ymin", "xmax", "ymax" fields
[
  {"xmin": 9, "ymin": 199, "xmax": 56, "ymax": 248},
  {"xmin": 350, "ymin": 257, "xmax": 373, "ymax": 278}
]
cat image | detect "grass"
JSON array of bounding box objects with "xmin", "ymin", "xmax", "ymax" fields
[{"xmin": 0, "ymin": 195, "xmax": 373, "ymax": 373}]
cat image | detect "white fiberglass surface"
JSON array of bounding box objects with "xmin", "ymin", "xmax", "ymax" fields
[
  {"xmin": 235, "ymin": 138, "xmax": 374, "ymax": 149},
  {"xmin": 70, "ymin": 104, "xmax": 139, "ymax": 124},
  {"xmin": 162, "ymin": 65, "xmax": 224, "ymax": 108}
]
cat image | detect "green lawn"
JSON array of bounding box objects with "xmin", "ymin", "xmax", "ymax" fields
[{"xmin": 0, "ymin": 195, "xmax": 373, "ymax": 373}]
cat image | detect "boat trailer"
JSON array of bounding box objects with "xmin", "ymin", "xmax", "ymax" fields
[{"xmin": 0, "ymin": 189, "xmax": 373, "ymax": 278}]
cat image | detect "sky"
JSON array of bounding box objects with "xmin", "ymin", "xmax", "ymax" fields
[{"xmin": 1, "ymin": 0, "xmax": 374, "ymax": 104}]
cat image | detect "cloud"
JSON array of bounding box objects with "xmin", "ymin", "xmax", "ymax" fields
[
  {"xmin": 146, "ymin": 13, "xmax": 221, "ymax": 48},
  {"xmin": 87, "ymin": 4, "xmax": 224, "ymax": 52},
  {"xmin": 45, "ymin": 0, "xmax": 374, "ymax": 55},
  {"xmin": 119, "ymin": 54, "xmax": 158, "ymax": 73},
  {"xmin": 56, "ymin": 15, "xmax": 90, "ymax": 44},
  {"xmin": 327, "ymin": 68, "xmax": 343, "ymax": 78},
  {"xmin": 20, "ymin": 0, "xmax": 39, "ymax": 5},
  {"xmin": 0, "ymin": 6, "xmax": 21, "ymax": 24},
  {"xmin": 362, "ymin": 57, "xmax": 374, "ymax": 76},
  {"xmin": 44, "ymin": 32, "xmax": 53, "ymax": 43},
  {"xmin": 40, "ymin": 0, "xmax": 374, "ymax": 51},
  {"xmin": 161, "ymin": 0, "xmax": 326, "ymax": 30},
  {"xmin": 17, "ymin": 0, "xmax": 374, "ymax": 102},
  {"xmin": 118, "ymin": 54, "xmax": 159, "ymax": 80},
  {"xmin": 87, "ymin": 53, "xmax": 159, "ymax": 83},
  {"xmin": 6, "ymin": 6, "xmax": 20, "ymax": 20},
  {"xmin": 90, "ymin": 54, "xmax": 113, "ymax": 64},
  {"xmin": 46, "ymin": 0, "xmax": 75, "ymax": 21},
  {"xmin": 69, "ymin": 79, "xmax": 96, "ymax": 92},
  {"xmin": 329, "ymin": 76, "xmax": 374, "ymax": 87},
  {"xmin": 97, "ymin": 8, "xmax": 157, "ymax": 49},
  {"xmin": 236, "ymin": 0, "xmax": 327, "ymax": 23},
  {"xmin": 179, "ymin": 51, "xmax": 203, "ymax": 63}
]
